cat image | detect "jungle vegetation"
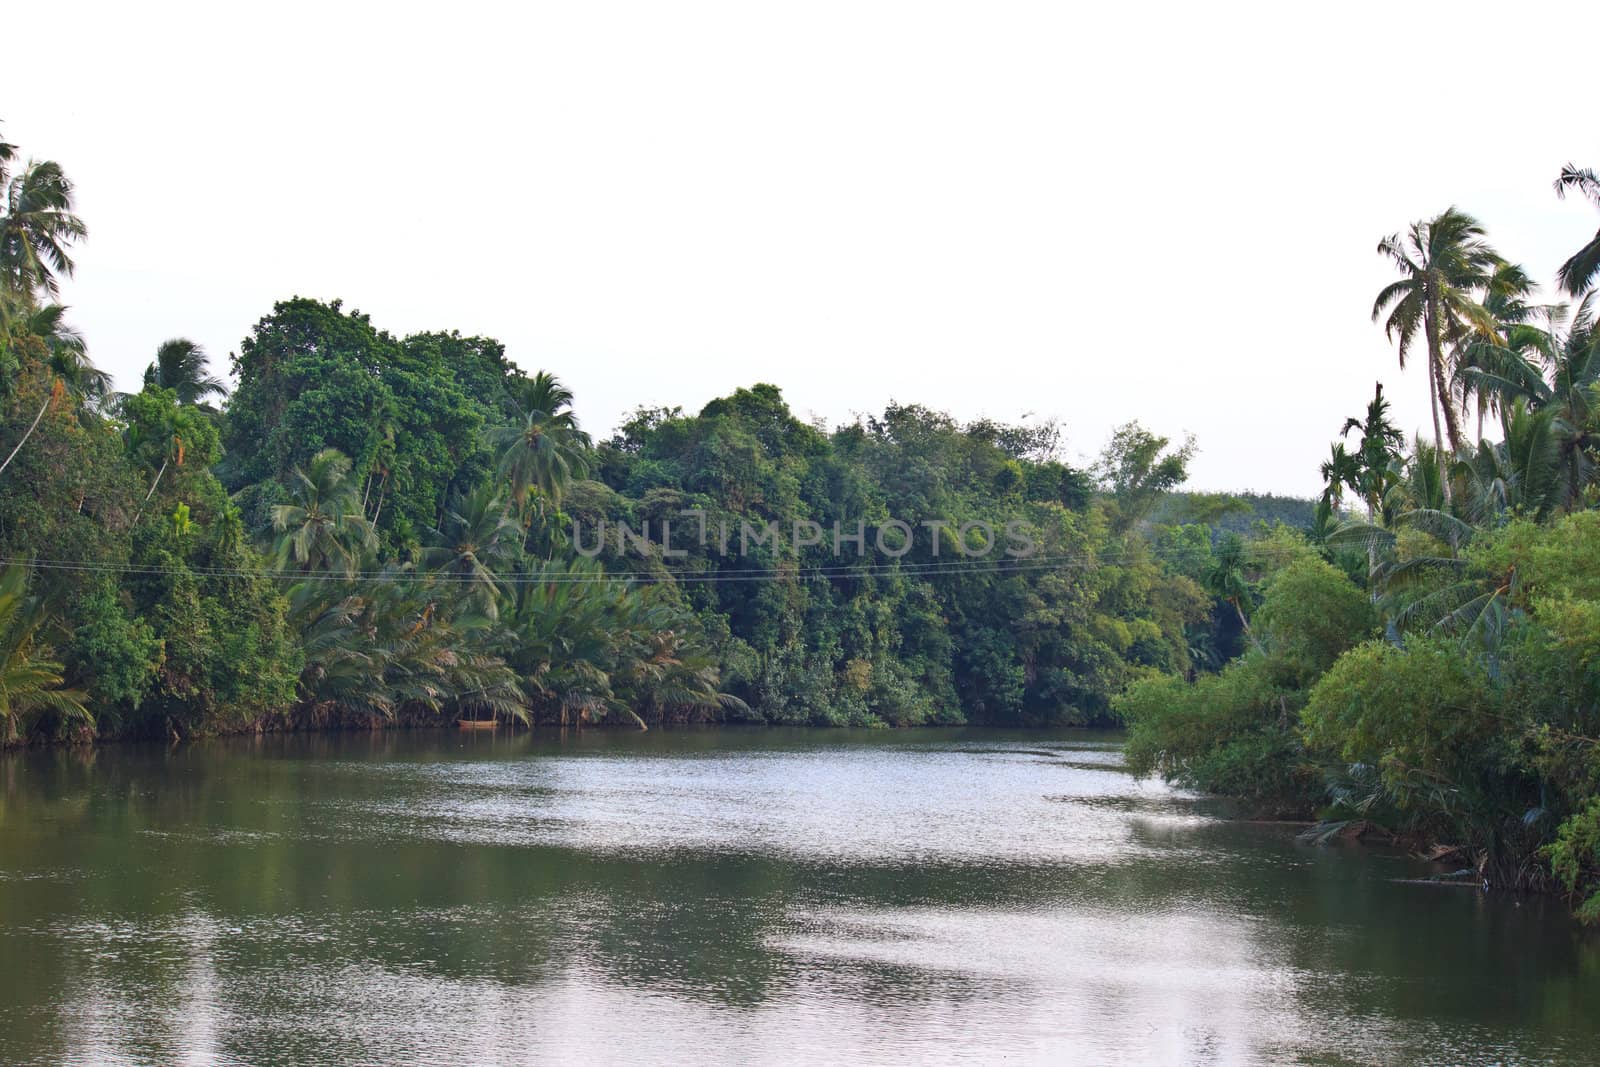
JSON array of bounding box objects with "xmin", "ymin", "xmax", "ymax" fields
[
  {"xmin": 9, "ymin": 122, "xmax": 1600, "ymax": 921},
  {"xmin": 0, "ymin": 121, "xmax": 1215, "ymax": 746},
  {"xmin": 1121, "ymin": 174, "xmax": 1600, "ymax": 922}
]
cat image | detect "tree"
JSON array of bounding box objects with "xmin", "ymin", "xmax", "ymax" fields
[
  {"xmin": 1555, "ymin": 164, "xmax": 1600, "ymax": 298},
  {"xmin": 1094, "ymin": 421, "xmax": 1195, "ymax": 532},
  {"xmin": 1324, "ymin": 382, "xmax": 1405, "ymax": 519},
  {"xmin": 421, "ymin": 483, "xmax": 522, "ymax": 620},
  {"xmin": 1453, "ymin": 294, "xmax": 1599, "ymax": 511},
  {"xmin": 1373, "ymin": 208, "xmax": 1503, "ymax": 465},
  {"xmin": 119, "ymin": 385, "xmax": 223, "ymax": 521},
  {"xmin": 271, "ymin": 448, "xmax": 377, "ymax": 577},
  {"xmin": 1203, "ymin": 533, "xmax": 1260, "ymax": 650},
  {"xmin": 145, "ymin": 338, "xmax": 226, "ymax": 407},
  {"xmin": 494, "ymin": 371, "xmax": 592, "ymax": 514},
  {"xmin": 0, "ymin": 150, "xmax": 88, "ymax": 301},
  {"xmin": 0, "ymin": 564, "xmax": 92, "ymax": 741},
  {"xmin": 0, "ymin": 304, "xmax": 111, "ymax": 479}
]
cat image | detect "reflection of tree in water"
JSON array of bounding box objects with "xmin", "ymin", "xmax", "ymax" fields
[{"xmin": 4, "ymin": 734, "xmax": 1600, "ymax": 1065}]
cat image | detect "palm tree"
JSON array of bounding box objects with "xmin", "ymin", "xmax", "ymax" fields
[
  {"xmin": 0, "ymin": 305, "xmax": 108, "ymax": 479},
  {"xmin": 1334, "ymin": 382, "xmax": 1406, "ymax": 519},
  {"xmin": 1, "ymin": 155, "xmax": 88, "ymax": 301},
  {"xmin": 1453, "ymin": 295, "xmax": 1599, "ymax": 511},
  {"xmin": 1453, "ymin": 261, "xmax": 1539, "ymax": 439},
  {"xmin": 22, "ymin": 304, "xmax": 109, "ymax": 407},
  {"xmin": 1202, "ymin": 533, "xmax": 1260, "ymax": 651},
  {"xmin": 0, "ymin": 564, "xmax": 91, "ymax": 742},
  {"xmin": 286, "ymin": 571, "xmax": 524, "ymax": 727},
  {"xmin": 421, "ymin": 483, "xmax": 523, "ymax": 619},
  {"xmin": 271, "ymin": 448, "xmax": 378, "ymax": 576},
  {"xmin": 1372, "ymin": 209, "xmax": 1503, "ymax": 470},
  {"xmin": 145, "ymin": 338, "xmax": 226, "ymax": 407},
  {"xmin": 621, "ymin": 627, "xmax": 749, "ymax": 726},
  {"xmin": 492, "ymin": 371, "xmax": 592, "ymax": 515},
  {"xmin": 1555, "ymin": 164, "xmax": 1600, "ymax": 298}
]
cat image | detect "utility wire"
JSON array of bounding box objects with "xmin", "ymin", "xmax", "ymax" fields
[{"xmin": 0, "ymin": 545, "xmax": 1196, "ymax": 586}]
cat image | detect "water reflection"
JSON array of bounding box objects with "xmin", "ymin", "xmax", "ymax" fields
[{"xmin": 0, "ymin": 728, "xmax": 1596, "ymax": 1065}]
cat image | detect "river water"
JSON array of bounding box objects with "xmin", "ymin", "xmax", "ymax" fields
[{"xmin": 0, "ymin": 727, "xmax": 1595, "ymax": 1065}]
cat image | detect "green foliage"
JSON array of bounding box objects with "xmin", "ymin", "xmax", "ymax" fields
[
  {"xmin": 0, "ymin": 563, "xmax": 92, "ymax": 740},
  {"xmin": 222, "ymin": 299, "xmax": 497, "ymax": 551},
  {"xmin": 1547, "ymin": 799, "xmax": 1600, "ymax": 923},
  {"xmin": 1119, "ymin": 548, "xmax": 1370, "ymax": 809},
  {"xmin": 1302, "ymin": 639, "xmax": 1502, "ymax": 813},
  {"xmin": 65, "ymin": 580, "xmax": 161, "ymax": 711},
  {"xmin": 1120, "ymin": 660, "xmax": 1315, "ymax": 803},
  {"xmin": 1255, "ymin": 557, "xmax": 1376, "ymax": 686}
]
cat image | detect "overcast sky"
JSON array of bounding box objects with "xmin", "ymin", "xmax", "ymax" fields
[{"xmin": 5, "ymin": 1, "xmax": 1598, "ymax": 494}]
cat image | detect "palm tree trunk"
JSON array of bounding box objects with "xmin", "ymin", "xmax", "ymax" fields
[
  {"xmin": 371, "ymin": 474, "xmax": 389, "ymax": 526},
  {"xmin": 0, "ymin": 391, "xmax": 51, "ymax": 479},
  {"xmin": 1423, "ymin": 312, "xmax": 1454, "ymax": 505},
  {"xmin": 132, "ymin": 458, "xmax": 169, "ymax": 525},
  {"xmin": 1232, "ymin": 598, "xmax": 1264, "ymax": 655},
  {"xmin": 1432, "ymin": 351, "xmax": 1464, "ymax": 451}
]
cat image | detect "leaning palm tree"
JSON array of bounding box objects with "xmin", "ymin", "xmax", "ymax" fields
[
  {"xmin": 271, "ymin": 448, "xmax": 378, "ymax": 577},
  {"xmin": 1372, "ymin": 209, "xmax": 1503, "ymax": 471},
  {"xmin": 0, "ymin": 305, "xmax": 108, "ymax": 479},
  {"xmin": 1202, "ymin": 532, "xmax": 1261, "ymax": 651},
  {"xmin": 22, "ymin": 304, "xmax": 110, "ymax": 408},
  {"xmin": 0, "ymin": 564, "xmax": 92, "ymax": 742},
  {"xmin": 1555, "ymin": 164, "xmax": 1600, "ymax": 299},
  {"xmin": 0, "ymin": 155, "xmax": 88, "ymax": 301},
  {"xmin": 492, "ymin": 371, "xmax": 593, "ymax": 515},
  {"xmin": 144, "ymin": 338, "xmax": 226, "ymax": 407}
]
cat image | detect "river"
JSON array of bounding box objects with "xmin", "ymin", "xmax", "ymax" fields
[{"xmin": 0, "ymin": 727, "xmax": 1594, "ymax": 1065}]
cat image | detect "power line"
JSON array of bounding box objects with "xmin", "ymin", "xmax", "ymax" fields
[{"xmin": 0, "ymin": 545, "xmax": 1187, "ymax": 586}]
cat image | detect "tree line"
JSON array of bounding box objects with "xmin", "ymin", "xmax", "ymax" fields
[
  {"xmin": 1120, "ymin": 167, "xmax": 1600, "ymax": 922},
  {"xmin": 2, "ymin": 120, "xmax": 1254, "ymax": 742}
]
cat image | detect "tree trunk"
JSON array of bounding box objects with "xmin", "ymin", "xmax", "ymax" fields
[
  {"xmin": 0, "ymin": 391, "xmax": 52, "ymax": 479},
  {"xmin": 132, "ymin": 458, "xmax": 169, "ymax": 526},
  {"xmin": 1423, "ymin": 304, "xmax": 1455, "ymax": 504},
  {"xmin": 1232, "ymin": 598, "xmax": 1265, "ymax": 655},
  {"xmin": 371, "ymin": 473, "xmax": 389, "ymax": 526}
]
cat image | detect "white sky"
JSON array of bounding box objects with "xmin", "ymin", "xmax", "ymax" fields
[{"xmin": 5, "ymin": 1, "xmax": 1598, "ymax": 494}]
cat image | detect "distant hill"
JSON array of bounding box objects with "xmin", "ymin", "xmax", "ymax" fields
[{"xmin": 1150, "ymin": 491, "xmax": 1319, "ymax": 534}]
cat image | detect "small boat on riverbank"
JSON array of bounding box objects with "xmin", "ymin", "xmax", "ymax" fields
[{"xmin": 456, "ymin": 719, "xmax": 498, "ymax": 731}]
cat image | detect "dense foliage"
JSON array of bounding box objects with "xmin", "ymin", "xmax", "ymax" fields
[
  {"xmin": 0, "ymin": 122, "xmax": 1232, "ymax": 745},
  {"xmin": 13, "ymin": 121, "xmax": 1600, "ymax": 920},
  {"xmin": 1121, "ymin": 175, "xmax": 1600, "ymax": 921}
]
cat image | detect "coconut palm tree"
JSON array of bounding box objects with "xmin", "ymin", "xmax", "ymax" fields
[
  {"xmin": 286, "ymin": 570, "xmax": 525, "ymax": 727},
  {"xmin": 1453, "ymin": 261, "xmax": 1540, "ymax": 439},
  {"xmin": 26, "ymin": 304, "xmax": 109, "ymax": 407},
  {"xmin": 1453, "ymin": 295, "xmax": 1599, "ymax": 510},
  {"xmin": 1203, "ymin": 532, "xmax": 1260, "ymax": 651},
  {"xmin": 1555, "ymin": 164, "xmax": 1600, "ymax": 298},
  {"xmin": 144, "ymin": 338, "xmax": 226, "ymax": 407},
  {"xmin": 0, "ymin": 305, "xmax": 109, "ymax": 479},
  {"xmin": 1372, "ymin": 209, "xmax": 1503, "ymax": 468},
  {"xmin": 421, "ymin": 483, "xmax": 523, "ymax": 619},
  {"xmin": 1, "ymin": 155, "xmax": 88, "ymax": 301},
  {"xmin": 271, "ymin": 448, "xmax": 378, "ymax": 577},
  {"xmin": 493, "ymin": 371, "xmax": 592, "ymax": 515},
  {"xmin": 0, "ymin": 564, "xmax": 91, "ymax": 741}
]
